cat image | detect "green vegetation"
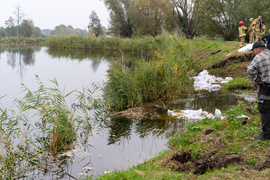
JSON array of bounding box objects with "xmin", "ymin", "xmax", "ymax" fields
[
  {"xmin": 222, "ymin": 77, "xmax": 254, "ymax": 90},
  {"xmin": 103, "ymin": 35, "xmax": 194, "ymax": 111},
  {"xmin": 45, "ymin": 35, "xmax": 166, "ymax": 52},
  {"xmin": 16, "ymin": 78, "xmax": 77, "ymax": 152},
  {"xmin": 96, "ymin": 101, "xmax": 270, "ymax": 179},
  {"xmin": 51, "ymin": 24, "xmax": 89, "ymax": 36},
  {"xmin": 0, "ymin": 78, "xmax": 104, "ymax": 178},
  {"xmin": 102, "ymin": 0, "xmax": 270, "ymax": 40},
  {"xmin": 0, "ymin": 31, "xmax": 258, "ymax": 178},
  {"xmin": 0, "ymin": 37, "xmax": 45, "ymax": 46}
]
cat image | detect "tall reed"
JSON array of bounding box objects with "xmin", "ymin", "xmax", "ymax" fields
[
  {"xmin": 45, "ymin": 35, "xmax": 166, "ymax": 53},
  {"xmin": 16, "ymin": 78, "xmax": 77, "ymax": 153},
  {"xmin": 0, "ymin": 79, "xmax": 107, "ymax": 178},
  {"xmin": 0, "ymin": 37, "xmax": 45, "ymax": 46},
  {"xmin": 0, "ymin": 96, "xmax": 35, "ymax": 178},
  {"xmin": 103, "ymin": 35, "xmax": 195, "ymax": 111}
]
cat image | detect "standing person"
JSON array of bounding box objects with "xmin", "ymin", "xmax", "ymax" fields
[
  {"xmin": 247, "ymin": 18, "xmax": 254, "ymax": 44},
  {"xmin": 261, "ymin": 22, "xmax": 266, "ymax": 38},
  {"xmin": 239, "ymin": 21, "xmax": 247, "ymax": 48},
  {"xmin": 247, "ymin": 41, "xmax": 270, "ymax": 140},
  {"xmin": 253, "ymin": 15, "xmax": 263, "ymax": 42},
  {"xmin": 261, "ymin": 29, "xmax": 270, "ymax": 50}
]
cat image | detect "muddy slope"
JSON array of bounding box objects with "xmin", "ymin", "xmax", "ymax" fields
[
  {"xmin": 208, "ymin": 51, "xmax": 255, "ymax": 78},
  {"xmin": 211, "ymin": 52, "xmax": 255, "ymax": 69}
]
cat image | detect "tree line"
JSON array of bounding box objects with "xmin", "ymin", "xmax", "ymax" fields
[
  {"xmin": 0, "ymin": 4, "xmax": 90, "ymax": 38},
  {"xmin": 2, "ymin": 1, "xmax": 269, "ymax": 40},
  {"xmin": 101, "ymin": 0, "xmax": 270, "ymax": 40}
]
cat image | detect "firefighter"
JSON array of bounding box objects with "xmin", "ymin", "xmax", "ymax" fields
[
  {"xmin": 261, "ymin": 22, "xmax": 266, "ymax": 38},
  {"xmin": 239, "ymin": 21, "xmax": 247, "ymax": 48},
  {"xmin": 247, "ymin": 18, "xmax": 254, "ymax": 44},
  {"xmin": 253, "ymin": 15, "xmax": 263, "ymax": 42},
  {"xmin": 262, "ymin": 29, "xmax": 270, "ymax": 50}
]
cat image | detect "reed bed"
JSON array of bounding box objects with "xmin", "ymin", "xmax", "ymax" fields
[
  {"xmin": 0, "ymin": 78, "xmax": 105, "ymax": 178},
  {"xmin": 0, "ymin": 37, "xmax": 45, "ymax": 46},
  {"xmin": 45, "ymin": 35, "xmax": 166, "ymax": 52},
  {"xmin": 103, "ymin": 35, "xmax": 195, "ymax": 111}
]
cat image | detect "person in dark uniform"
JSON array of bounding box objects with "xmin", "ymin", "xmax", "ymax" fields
[{"xmin": 261, "ymin": 29, "xmax": 270, "ymax": 50}]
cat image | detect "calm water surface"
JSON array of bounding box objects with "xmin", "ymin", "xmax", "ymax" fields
[{"xmin": 0, "ymin": 47, "xmax": 239, "ymax": 179}]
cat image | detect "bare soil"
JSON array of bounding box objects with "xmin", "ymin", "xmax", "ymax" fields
[
  {"xmin": 161, "ymin": 149, "xmax": 244, "ymax": 175},
  {"xmin": 208, "ymin": 51, "xmax": 255, "ymax": 78},
  {"xmin": 161, "ymin": 145, "xmax": 270, "ymax": 175}
]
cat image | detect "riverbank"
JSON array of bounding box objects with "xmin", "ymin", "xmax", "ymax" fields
[
  {"xmin": 93, "ymin": 39, "xmax": 268, "ymax": 179},
  {"xmin": 97, "ymin": 101, "xmax": 270, "ymax": 179}
]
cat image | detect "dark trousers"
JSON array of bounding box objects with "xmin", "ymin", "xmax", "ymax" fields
[
  {"xmin": 267, "ymin": 44, "xmax": 270, "ymax": 50},
  {"xmin": 258, "ymin": 100, "xmax": 270, "ymax": 139}
]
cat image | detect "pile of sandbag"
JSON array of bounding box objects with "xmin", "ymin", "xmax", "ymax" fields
[
  {"xmin": 167, "ymin": 108, "xmax": 223, "ymax": 120},
  {"xmin": 238, "ymin": 44, "xmax": 253, "ymax": 52},
  {"xmin": 193, "ymin": 70, "xmax": 233, "ymax": 91}
]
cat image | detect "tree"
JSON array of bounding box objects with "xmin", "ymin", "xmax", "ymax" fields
[
  {"xmin": 88, "ymin": 11, "xmax": 104, "ymax": 36},
  {"xmin": 51, "ymin": 24, "xmax": 88, "ymax": 36},
  {"xmin": 33, "ymin": 27, "xmax": 42, "ymax": 37},
  {"xmin": 103, "ymin": 0, "xmax": 133, "ymax": 37},
  {"xmin": 193, "ymin": 0, "xmax": 248, "ymax": 40},
  {"xmin": 5, "ymin": 16, "xmax": 17, "ymax": 37},
  {"xmin": 0, "ymin": 27, "xmax": 6, "ymax": 38},
  {"xmin": 150, "ymin": 0, "xmax": 198, "ymax": 39},
  {"xmin": 13, "ymin": 4, "xmax": 25, "ymax": 37},
  {"xmin": 128, "ymin": 0, "xmax": 164, "ymax": 36},
  {"xmin": 20, "ymin": 19, "xmax": 34, "ymax": 37},
  {"xmin": 88, "ymin": 11, "xmax": 100, "ymax": 30}
]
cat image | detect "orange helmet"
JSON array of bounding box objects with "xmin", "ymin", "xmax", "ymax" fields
[{"xmin": 239, "ymin": 21, "xmax": 244, "ymax": 25}]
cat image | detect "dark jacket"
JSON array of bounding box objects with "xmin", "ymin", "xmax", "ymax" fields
[{"xmin": 262, "ymin": 34, "xmax": 270, "ymax": 49}]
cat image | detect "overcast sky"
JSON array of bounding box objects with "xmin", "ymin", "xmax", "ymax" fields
[{"xmin": 0, "ymin": 0, "xmax": 110, "ymax": 30}]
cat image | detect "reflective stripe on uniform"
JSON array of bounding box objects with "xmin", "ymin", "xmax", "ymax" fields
[{"xmin": 239, "ymin": 26, "xmax": 246, "ymax": 37}]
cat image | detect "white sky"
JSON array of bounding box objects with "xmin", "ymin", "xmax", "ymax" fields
[{"xmin": 0, "ymin": 0, "xmax": 110, "ymax": 30}]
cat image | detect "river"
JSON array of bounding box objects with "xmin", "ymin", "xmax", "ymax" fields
[{"xmin": 0, "ymin": 46, "xmax": 242, "ymax": 179}]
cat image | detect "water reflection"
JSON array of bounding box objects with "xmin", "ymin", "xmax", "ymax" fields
[
  {"xmin": 1, "ymin": 47, "xmax": 41, "ymax": 67},
  {"xmin": 0, "ymin": 47, "xmax": 41, "ymax": 80},
  {"xmin": 46, "ymin": 48, "xmax": 148, "ymax": 70},
  {"xmin": 167, "ymin": 90, "xmax": 238, "ymax": 113},
  {"xmin": 107, "ymin": 118, "xmax": 133, "ymax": 145},
  {"xmin": 106, "ymin": 117, "xmax": 187, "ymax": 146}
]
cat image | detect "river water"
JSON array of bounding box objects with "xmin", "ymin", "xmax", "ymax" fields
[{"xmin": 0, "ymin": 46, "xmax": 242, "ymax": 179}]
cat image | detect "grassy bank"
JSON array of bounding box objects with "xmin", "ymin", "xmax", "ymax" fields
[
  {"xmin": 96, "ymin": 101, "xmax": 270, "ymax": 179},
  {"xmin": 45, "ymin": 35, "xmax": 166, "ymax": 53},
  {"xmin": 90, "ymin": 37, "xmax": 264, "ymax": 179},
  {"xmin": 0, "ymin": 37, "xmax": 45, "ymax": 46}
]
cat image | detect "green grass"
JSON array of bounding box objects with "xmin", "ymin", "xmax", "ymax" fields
[
  {"xmin": 189, "ymin": 39, "xmax": 239, "ymax": 72},
  {"xmin": 222, "ymin": 77, "xmax": 253, "ymax": 90}
]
